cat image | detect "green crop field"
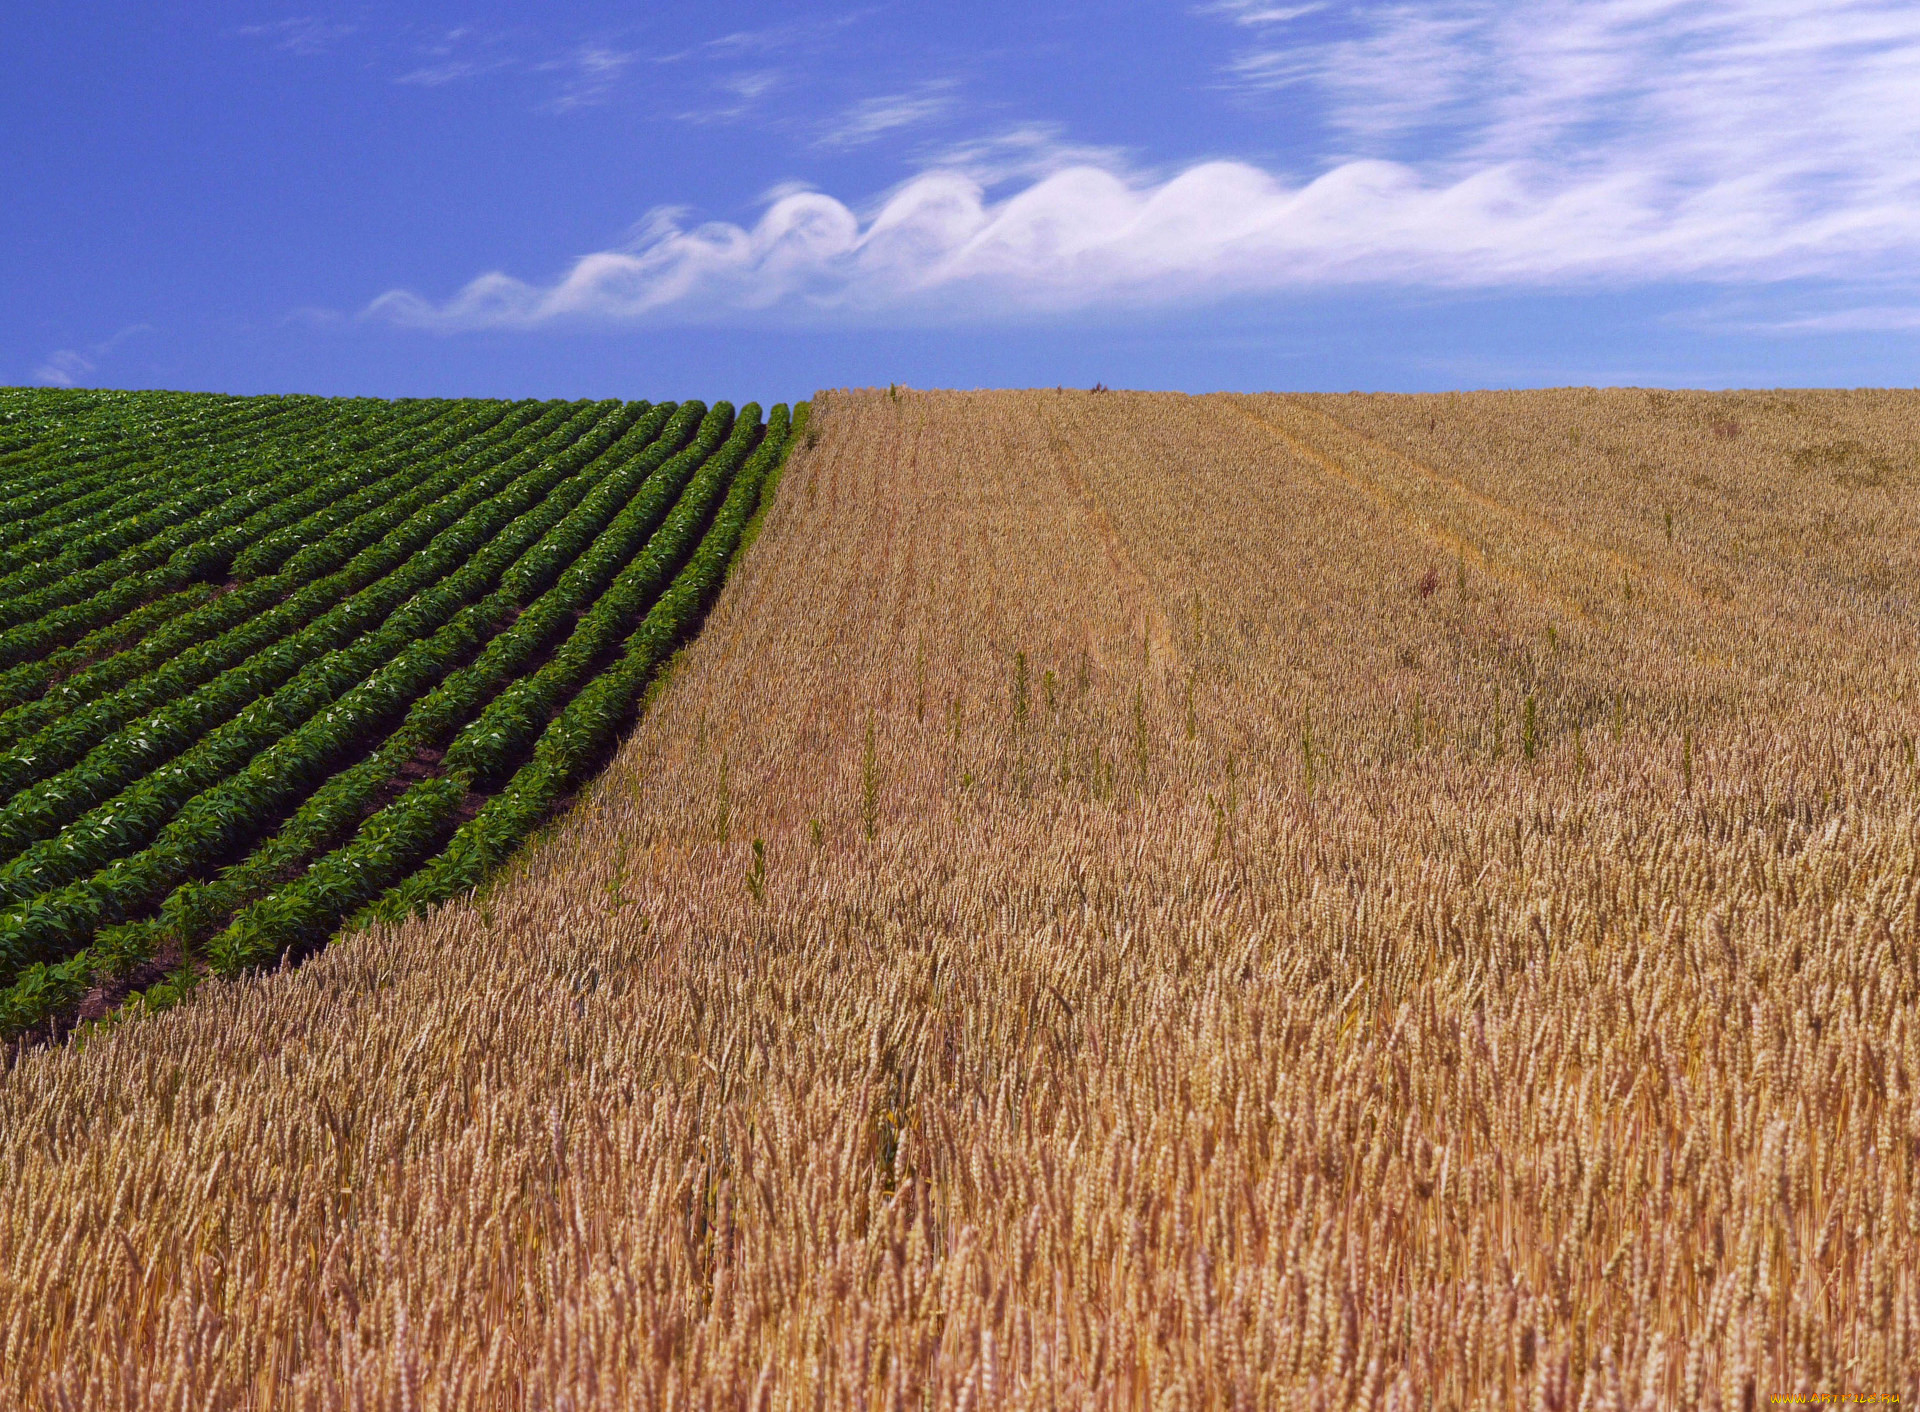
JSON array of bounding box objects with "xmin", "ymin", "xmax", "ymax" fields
[{"xmin": 0, "ymin": 387, "xmax": 803, "ymax": 1039}]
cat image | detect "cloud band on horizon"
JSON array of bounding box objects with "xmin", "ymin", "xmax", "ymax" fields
[{"xmin": 367, "ymin": 0, "xmax": 1920, "ymax": 330}]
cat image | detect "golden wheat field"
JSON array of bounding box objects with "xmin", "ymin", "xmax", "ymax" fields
[{"xmin": 3, "ymin": 386, "xmax": 1918, "ymax": 1409}]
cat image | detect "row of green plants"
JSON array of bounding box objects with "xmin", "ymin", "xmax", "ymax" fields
[
  {"xmin": 17, "ymin": 398, "xmax": 466, "ymax": 579},
  {"xmin": 376, "ymin": 402, "xmax": 800, "ymax": 923},
  {"xmin": 446, "ymin": 404, "xmax": 758, "ymax": 779},
  {"xmin": 0, "ymin": 412, "xmax": 277, "ymax": 573},
  {"xmin": 0, "ymin": 396, "xmax": 421, "ymax": 588},
  {"xmin": 0, "ymin": 398, "xmax": 583, "ymax": 668},
  {"xmin": 0, "ymin": 399, "xmax": 503, "ymax": 745},
  {"xmin": 0, "ymin": 400, "xmax": 604, "ymax": 746},
  {"xmin": 0, "ymin": 401, "xmax": 553, "ymax": 727},
  {"xmin": 0, "ymin": 589, "xmax": 514, "ymax": 973},
  {"xmin": 0, "ymin": 390, "xmax": 802, "ymax": 1034},
  {"xmin": 0, "ymin": 396, "xmax": 293, "ymax": 555},
  {"xmin": 0, "ymin": 399, "xmax": 365, "ymax": 625},
  {"xmin": 0, "ymin": 402, "xmax": 735, "ymax": 981},
  {"xmin": 0, "ymin": 587, "xmax": 225, "ymax": 729},
  {"xmin": 0, "ymin": 397, "xmax": 802, "ymax": 1037},
  {"xmin": 232, "ymin": 400, "xmax": 533, "ymax": 577},
  {"xmin": 0, "ymin": 398, "xmax": 649, "ymax": 864},
  {"xmin": 0, "ymin": 391, "xmax": 343, "ymax": 576}
]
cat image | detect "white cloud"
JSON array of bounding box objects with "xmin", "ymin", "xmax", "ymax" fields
[
  {"xmin": 33, "ymin": 351, "xmax": 95, "ymax": 388},
  {"xmin": 396, "ymin": 57, "xmax": 515, "ymax": 87},
  {"xmin": 1760, "ymin": 305, "xmax": 1920, "ymax": 333},
  {"xmin": 818, "ymin": 84, "xmax": 957, "ymax": 148},
  {"xmin": 236, "ymin": 18, "xmax": 357, "ymax": 56},
  {"xmin": 703, "ymin": 11, "xmax": 874, "ymax": 55},
  {"xmin": 919, "ymin": 125, "xmax": 1135, "ymax": 187},
  {"xmin": 723, "ymin": 70, "xmax": 781, "ymax": 101},
  {"xmin": 32, "ymin": 325, "xmax": 152, "ymax": 387},
  {"xmin": 391, "ymin": 25, "xmax": 524, "ymax": 88},
  {"xmin": 1200, "ymin": 2, "xmax": 1326, "ymax": 26},
  {"xmin": 1226, "ymin": 0, "xmax": 1920, "ymax": 168},
  {"xmin": 536, "ymin": 45, "xmax": 640, "ymax": 110},
  {"xmin": 675, "ymin": 69, "xmax": 785, "ymax": 124},
  {"xmin": 704, "ymin": 24, "xmax": 805, "ymax": 56},
  {"xmin": 368, "ymin": 0, "xmax": 1920, "ymax": 328}
]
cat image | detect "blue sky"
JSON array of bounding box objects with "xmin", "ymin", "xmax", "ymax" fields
[{"xmin": 6, "ymin": 1, "xmax": 1919, "ymax": 399}]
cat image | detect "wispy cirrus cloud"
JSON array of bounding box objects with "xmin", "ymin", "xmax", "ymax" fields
[
  {"xmin": 238, "ymin": 18, "xmax": 652, "ymax": 110},
  {"xmin": 1221, "ymin": 0, "xmax": 1920, "ymax": 168},
  {"xmin": 703, "ymin": 24, "xmax": 809, "ymax": 56},
  {"xmin": 32, "ymin": 324, "xmax": 153, "ymax": 387},
  {"xmin": 674, "ymin": 68, "xmax": 786, "ymax": 125},
  {"xmin": 32, "ymin": 351, "xmax": 99, "ymax": 388},
  {"xmin": 236, "ymin": 11, "xmax": 889, "ymax": 120},
  {"xmin": 396, "ymin": 57, "xmax": 516, "ymax": 87},
  {"xmin": 367, "ymin": 0, "xmax": 1920, "ymax": 329},
  {"xmin": 669, "ymin": 11, "xmax": 890, "ymax": 128},
  {"xmin": 921, "ymin": 125, "xmax": 1136, "ymax": 187},
  {"xmin": 701, "ymin": 11, "xmax": 876, "ymax": 56},
  {"xmin": 392, "ymin": 25, "xmax": 524, "ymax": 88},
  {"xmin": 1199, "ymin": 2, "xmax": 1326, "ymax": 27},
  {"xmin": 538, "ymin": 45, "xmax": 641, "ymax": 110},
  {"xmin": 1759, "ymin": 304, "xmax": 1920, "ymax": 333},
  {"xmin": 235, "ymin": 17, "xmax": 356, "ymax": 55},
  {"xmin": 817, "ymin": 83, "xmax": 957, "ymax": 148}
]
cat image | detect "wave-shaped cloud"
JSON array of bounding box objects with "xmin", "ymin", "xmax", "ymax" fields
[
  {"xmin": 366, "ymin": 155, "xmax": 1920, "ymax": 328},
  {"xmin": 368, "ymin": 0, "xmax": 1920, "ymax": 328}
]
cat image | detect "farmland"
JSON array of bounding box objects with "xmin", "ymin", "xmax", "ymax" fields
[
  {"xmin": 3, "ymin": 385, "xmax": 1919, "ymax": 1406},
  {"xmin": 0, "ymin": 388, "xmax": 800, "ymax": 1039}
]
